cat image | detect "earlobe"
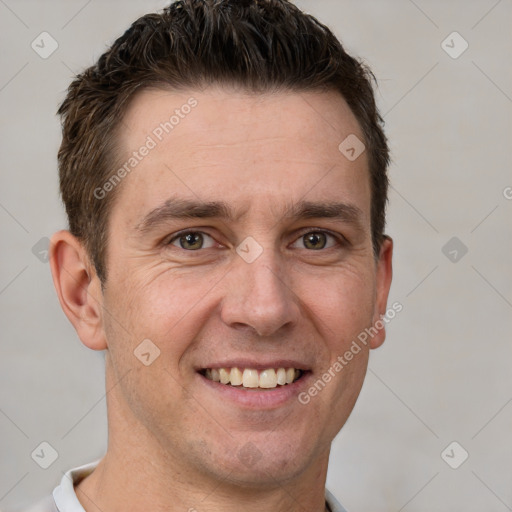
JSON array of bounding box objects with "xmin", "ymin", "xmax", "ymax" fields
[
  {"xmin": 49, "ymin": 230, "xmax": 107, "ymax": 351},
  {"xmin": 370, "ymin": 235, "xmax": 393, "ymax": 350}
]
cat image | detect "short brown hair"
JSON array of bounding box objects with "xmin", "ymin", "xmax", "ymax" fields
[{"xmin": 57, "ymin": 0, "xmax": 389, "ymax": 283}]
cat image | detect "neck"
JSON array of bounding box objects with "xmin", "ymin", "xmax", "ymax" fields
[
  {"xmin": 75, "ymin": 444, "xmax": 330, "ymax": 512},
  {"xmin": 76, "ymin": 459, "xmax": 329, "ymax": 512}
]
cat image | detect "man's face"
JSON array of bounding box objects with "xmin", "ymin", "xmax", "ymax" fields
[{"xmin": 98, "ymin": 87, "xmax": 392, "ymax": 486}]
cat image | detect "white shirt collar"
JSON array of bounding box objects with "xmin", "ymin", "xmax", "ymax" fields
[
  {"xmin": 52, "ymin": 459, "xmax": 100, "ymax": 512},
  {"xmin": 50, "ymin": 460, "xmax": 349, "ymax": 512}
]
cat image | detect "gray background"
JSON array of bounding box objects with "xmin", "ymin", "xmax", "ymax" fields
[{"xmin": 1, "ymin": 0, "xmax": 511, "ymax": 510}]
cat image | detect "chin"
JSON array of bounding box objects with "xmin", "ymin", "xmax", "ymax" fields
[{"xmin": 195, "ymin": 435, "xmax": 319, "ymax": 489}]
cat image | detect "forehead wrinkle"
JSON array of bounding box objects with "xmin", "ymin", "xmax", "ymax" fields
[{"xmin": 191, "ymin": 135, "xmax": 295, "ymax": 148}]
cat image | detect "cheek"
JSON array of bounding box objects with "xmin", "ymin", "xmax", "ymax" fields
[
  {"xmin": 100, "ymin": 271, "xmax": 209, "ymax": 430},
  {"xmin": 301, "ymin": 266, "xmax": 376, "ymax": 345},
  {"xmin": 104, "ymin": 266, "xmax": 220, "ymax": 362},
  {"xmin": 296, "ymin": 267, "xmax": 375, "ymax": 414}
]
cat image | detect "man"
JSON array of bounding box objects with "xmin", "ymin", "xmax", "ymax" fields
[{"xmin": 31, "ymin": 0, "xmax": 393, "ymax": 510}]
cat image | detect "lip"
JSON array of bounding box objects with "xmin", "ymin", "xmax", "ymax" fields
[{"xmin": 197, "ymin": 369, "xmax": 313, "ymax": 409}]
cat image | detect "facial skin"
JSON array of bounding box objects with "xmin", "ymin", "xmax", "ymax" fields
[{"xmin": 50, "ymin": 87, "xmax": 392, "ymax": 512}]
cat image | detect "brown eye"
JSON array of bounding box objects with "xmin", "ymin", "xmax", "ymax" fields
[
  {"xmin": 169, "ymin": 231, "xmax": 215, "ymax": 250},
  {"xmin": 303, "ymin": 232, "xmax": 327, "ymax": 250},
  {"xmin": 291, "ymin": 230, "xmax": 340, "ymax": 251}
]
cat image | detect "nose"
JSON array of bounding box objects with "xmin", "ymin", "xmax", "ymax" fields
[{"xmin": 220, "ymin": 248, "xmax": 300, "ymax": 337}]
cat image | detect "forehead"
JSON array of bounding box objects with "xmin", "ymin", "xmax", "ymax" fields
[
  {"xmin": 112, "ymin": 86, "xmax": 370, "ymax": 228},
  {"xmin": 120, "ymin": 85, "xmax": 363, "ymax": 150}
]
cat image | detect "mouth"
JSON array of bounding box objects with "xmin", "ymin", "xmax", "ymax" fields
[{"xmin": 199, "ymin": 367, "xmax": 306, "ymax": 390}]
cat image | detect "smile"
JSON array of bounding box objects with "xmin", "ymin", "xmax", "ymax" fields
[{"xmin": 200, "ymin": 367, "xmax": 304, "ymax": 389}]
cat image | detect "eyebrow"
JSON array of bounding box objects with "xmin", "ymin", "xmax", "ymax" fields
[{"xmin": 134, "ymin": 197, "xmax": 365, "ymax": 234}]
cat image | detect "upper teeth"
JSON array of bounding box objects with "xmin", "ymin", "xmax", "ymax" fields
[{"xmin": 203, "ymin": 367, "xmax": 301, "ymax": 389}]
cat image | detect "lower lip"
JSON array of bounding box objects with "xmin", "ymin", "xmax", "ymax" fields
[{"xmin": 197, "ymin": 372, "xmax": 312, "ymax": 409}]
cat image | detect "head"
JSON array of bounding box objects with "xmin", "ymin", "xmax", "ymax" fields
[
  {"xmin": 51, "ymin": 0, "xmax": 393, "ymax": 492},
  {"xmin": 57, "ymin": 0, "xmax": 389, "ymax": 285}
]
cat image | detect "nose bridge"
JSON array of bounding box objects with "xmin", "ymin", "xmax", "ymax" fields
[
  {"xmin": 220, "ymin": 240, "xmax": 298, "ymax": 336},
  {"xmin": 245, "ymin": 252, "xmax": 286, "ymax": 302}
]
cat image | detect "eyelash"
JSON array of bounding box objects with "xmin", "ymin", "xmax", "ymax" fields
[{"xmin": 166, "ymin": 228, "xmax": 346, "ymax": 252}]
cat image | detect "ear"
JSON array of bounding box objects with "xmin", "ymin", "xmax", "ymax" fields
[
  {"xmin": 369, "ymin": 235, "xmax": 393, "ymax": 349},
  {"xmin": 49, "ymin": 230, "xmax": 107, "ymax": 351}
]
